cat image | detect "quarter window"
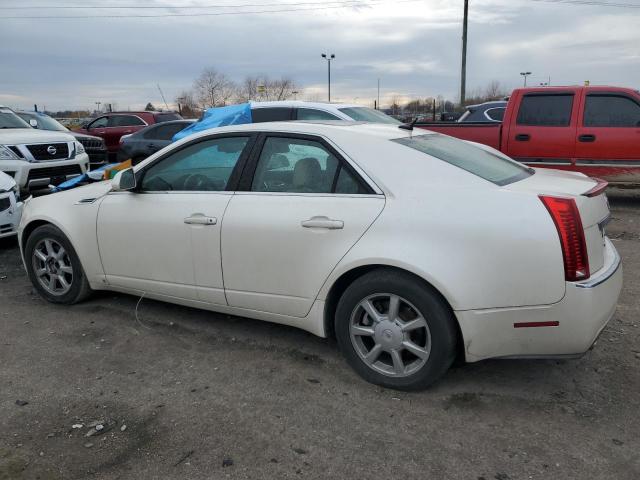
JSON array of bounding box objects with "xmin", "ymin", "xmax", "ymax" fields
[
  {"xmin": 251, "ymin": 137, "xmax": 365, "ymax": 194},
  {"xmin": 516, "ymin": 94, "xmax": 574, "ymax": 126},
  {"xmin": 141, "ymin": 136, "xmax": 249, "ymax": 192},
  {"xmin": 584, "ymin": 95, "xmax": 640, "ymax": 127}
]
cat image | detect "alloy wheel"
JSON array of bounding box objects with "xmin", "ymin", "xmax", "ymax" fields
[
  {"xmin": 32, "ymin": 238, "xmax": 74, "ymax": 296},
  {"xmin": 349, "ymin": 293, "xmax": 431, "ymax": 377}
]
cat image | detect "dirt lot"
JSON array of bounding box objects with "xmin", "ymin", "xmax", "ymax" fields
[{"xmin": 1, "ymin": 191, "xmax": 639, "ymax": 480}]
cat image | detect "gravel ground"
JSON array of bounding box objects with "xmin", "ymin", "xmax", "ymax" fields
[{"xmin": 1, "ymin": 191, "xmax": 639, "ymax": 480}]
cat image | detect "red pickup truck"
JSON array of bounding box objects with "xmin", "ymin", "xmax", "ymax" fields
[{"xmin": 418, "ymin": 86, "xmax": 640, "ymax": 185}]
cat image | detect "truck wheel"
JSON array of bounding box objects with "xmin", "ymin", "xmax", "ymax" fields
[
  {"xmin": 335, "ymin": 269, "xmax": 457, "ymax": 390},
  {"xmin": 24, "ymin": 224, "xmax": 92, "ymax": 304}
]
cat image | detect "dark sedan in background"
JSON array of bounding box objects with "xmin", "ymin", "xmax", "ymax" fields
[
  {"xmin": 16, "ymin": 111, "xmax": 109, "ymax": 168},
  {"xmin": 117, "ymin": 119, "xmax": 194, "ymax": 164}
]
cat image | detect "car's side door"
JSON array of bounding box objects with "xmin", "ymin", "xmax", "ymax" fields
[
  {"xmin": 505, "ymin": 92, "xmax": 578, "ymax": 167},
  {"xmin": 105, "ymin": 115, "xmax": 146, "ymax": 152},
  {"xmin": 220, "ymin": 133, "xmax": 385, "ymax": 318},
  {"xmin": 575, "ymin": 91, "xmax": 640, "ymax": 181},
  {"xmin": 96, "ymin": 134, "xmax": 255, "ymax": 304},
  {"xmin": 85, "ymin": 116, "xmax": 109, "ymax": 140}
]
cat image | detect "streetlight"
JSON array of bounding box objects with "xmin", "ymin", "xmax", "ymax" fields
[
  {"xmin": 95, "ymin": 101, "xmax": 101, "ymax": 113},
  {"xmin": 292, "ymin": 90, "xmax": 299, "ymax": 100},
  {"xmin": 321, "ymin": 53, "xmax": 335, "ymax": 102},
  {"xmin": 520, "ymin": 72, "xmax": 532, "ymax": 87}
]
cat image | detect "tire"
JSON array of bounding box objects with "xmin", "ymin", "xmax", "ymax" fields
[
  {"xmin": 335, "ymin": 269, "xmax": 457, "ymax": 391},
  {"xmin": 24, "ymin": 224, "xmax": 92, "ymax": 305}
]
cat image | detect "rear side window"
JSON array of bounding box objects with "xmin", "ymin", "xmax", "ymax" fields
[
  {"xmin": 251, "ymin": 108, "xmax": 293, "ymax": 123},
  {"xmin": 392, "ymin": 134, "xmax": 532, "ymax": 186},
  {"xmin": 584, "ymin": 95, "xmax": 640, "ymax": 127},
  {"xmin": 145, "ymin": 122, "xmax": 189, "ymax": 140},
  {"xmin": 154, "ymin": 112, "xmax": 183, "ymax": 123},
  {"xmin": 516, "ymin": 94, "xmax": 574, "ymax": 126},
  {"xmin": 297, "ymin": 108, "xmax": 341, "ymax": 120},
  {"xmin": 109, "ymin": 115, "xmax": 146, "ymax": 127},
  {"xmin": 485, "ymin": 107, "xmax": 505, "ymax": 122}
]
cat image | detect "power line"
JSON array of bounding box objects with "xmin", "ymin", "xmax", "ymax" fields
[
  {"xmin": 0, "ymin": 0, "xmax": 417, "ymax": 19},
  {"xmin": 0, "ymin": 0, "xmax": 376, "ymax": 10}
]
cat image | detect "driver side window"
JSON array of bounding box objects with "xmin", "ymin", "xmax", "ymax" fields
[
  {"xmin": 140, "ymin": 136, "xmax": 249, "ymax": 192},
  {"xmin": 89, "ymin": 117, "xmax": 108, "ymax": 129}
]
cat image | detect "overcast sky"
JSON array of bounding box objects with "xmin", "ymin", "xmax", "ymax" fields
[{"xmin": 1, "ymin": 0, "xmax": 639, "ymax": 111}]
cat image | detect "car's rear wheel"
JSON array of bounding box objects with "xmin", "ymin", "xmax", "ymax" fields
[
  {"xmin": 335, "ymin": 269, "xmax": 457, "ymax": 390},
  {"xmin": 25, "ymin": 225, "xmax": 92, "ymax": 304}
]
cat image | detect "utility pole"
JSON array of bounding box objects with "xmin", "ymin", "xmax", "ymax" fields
[{"xmin": 460, "ymin": 0, "xmax": 469, "ymax": 107}]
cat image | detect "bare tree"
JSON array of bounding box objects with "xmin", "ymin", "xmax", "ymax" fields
[
  {"xmin": 236, "ymin": 76, "xmax": 297, "ymax": 102},
  {"xmin": 193, "ymin": 68, "xmax": 236, "ymax": 108},
  {"xmin": 484, "ymin": 80, "xmax": 508, "ymax": 100},
  {"xmin": 175, "ymin": 90, "xmax": 199, "ymax": 117}
]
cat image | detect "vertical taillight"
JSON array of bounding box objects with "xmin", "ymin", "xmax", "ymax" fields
[{"xmin": 539, "ymin": 195, "xmax": 590, "ymax": 282}]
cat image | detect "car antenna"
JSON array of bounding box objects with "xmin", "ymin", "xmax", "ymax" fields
[{"xmin": 398, "ymin": 117, "xmax": 418, "ymax": 132}]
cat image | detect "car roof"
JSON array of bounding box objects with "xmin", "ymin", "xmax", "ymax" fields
[
  {"xmin": 178, "ymin": 120, "xmax": 425, "ymax": 144},
  {"xmin": 250, "ymin": 101, "xmax": 362, "ymax": 110}
]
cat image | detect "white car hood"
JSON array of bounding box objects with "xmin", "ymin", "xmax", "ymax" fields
[
  {"xmin": 0, "ymin": 128, "xmax": 76, "ymax": 144},
  {"xmin": 0, "ymin": 171, "xmax": 16, "ymax": 192}
]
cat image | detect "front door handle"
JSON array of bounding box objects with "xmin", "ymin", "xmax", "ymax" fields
[
  {"xmin": 301, "ymin": 216, "xmax": 344, "ymax": 230},
  {"xmin": 515, "ymin": 134, "xmax": 530, "ymax": 141},
  {"xmin": 184, "ymin": 214, "xmax": 217, "ymax": 225},
  {"xmin": 578, "ymin": 134, "xmax": 596, "ymax": 142}
]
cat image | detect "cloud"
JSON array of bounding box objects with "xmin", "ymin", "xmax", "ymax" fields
[{"xmin": 0, "ymin": 0, "xmax": 638, "ymax": 110}]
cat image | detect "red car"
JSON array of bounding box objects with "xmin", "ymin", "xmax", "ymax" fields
[
  {"xmin": 417, "ymin": 86, "xmax": 640, "ymax": 185},
  {"xmin": 75, "ymin": 111, "xmax": 182, "ymax": 159}
]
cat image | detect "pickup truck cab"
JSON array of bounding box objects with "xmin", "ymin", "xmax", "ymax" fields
[
  {"xmin": 419, "ymin": 86, "xmax": 640, "ymax": 185},
  {"xmin": 0, "ymin": 107, "xmax": 90, "ymax": 194}
]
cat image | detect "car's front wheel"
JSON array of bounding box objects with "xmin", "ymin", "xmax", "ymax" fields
[
  {"xmin": 24, "ymin": 224, "xmax": 92, "ymax": 304},
  {"xmin": 335, "ymin": 269, "xmax": 458, "ymax": 390}
]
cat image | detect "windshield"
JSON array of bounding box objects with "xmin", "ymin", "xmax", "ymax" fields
[
  {"xmin": 338, "ymin": 107, "xmax": 401, "ymax": 124},
  {"xmin": 392, "ymin": 134, "xmax": 533, "ymax": 186},
  {"xmin": 0, "ymin": 111, "xmax": 31, "ymax": 129},
  {"xmin": 17, "ymin": 112, "xmax": 68, "ymax": 132}
]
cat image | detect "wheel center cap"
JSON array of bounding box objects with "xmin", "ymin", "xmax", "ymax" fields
[{"xmin": 374, "ymin": 320, "xmax": 403, "ymax": 350}]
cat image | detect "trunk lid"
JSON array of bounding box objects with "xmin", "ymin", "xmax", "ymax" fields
[{"xmin": 505, "ymin": 168, "xmax": 610, "ymax": 276}]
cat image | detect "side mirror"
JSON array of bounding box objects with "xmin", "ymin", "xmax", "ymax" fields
[
  {"xmin": 111, "ymin": 168, "xmax": 136, "ymax": 192},
  {"xmin": 29, "ymin": 119, "xmax": 38, "ymax": 128},
  {"xmin": 82, "ymin": 122, "xmax": 89, "ymax": 130}
]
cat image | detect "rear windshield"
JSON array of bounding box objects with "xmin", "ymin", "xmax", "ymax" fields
[
  {"xmin": 392, "ymin": 134, "xmax": 532, "ymax": 186},
  {"xmin": 154, "ymin": 112, "xmax": 183, "ymax": 123},
  {"xmin": 339, "ymin": 107, "xmax": 401, "ymax": 124}
]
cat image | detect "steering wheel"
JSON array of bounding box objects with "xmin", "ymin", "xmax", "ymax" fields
[{"xmin": 183, "ymin": 174, "xmax": 214, "ymax": 191}]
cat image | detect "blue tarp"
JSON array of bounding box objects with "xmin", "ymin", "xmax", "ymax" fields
[
  {"xmin": 172, "ymin": 103, "xmax": 252, "ymax": 142},
  {"xmin": 50, "ymin": 163, "xmax": 120, "ymax": 192}
]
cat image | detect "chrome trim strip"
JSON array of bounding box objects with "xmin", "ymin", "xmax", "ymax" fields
[{"xmin": 576, "ymin": 241, "xmax": 621, "ymax": 289}]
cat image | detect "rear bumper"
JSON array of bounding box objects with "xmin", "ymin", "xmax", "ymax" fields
[{"xmin": 457, "ymin": 238, "xmax": 622, "ymax": 362}]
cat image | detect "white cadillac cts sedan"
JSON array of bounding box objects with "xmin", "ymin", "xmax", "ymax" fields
[{"xmin": 18, "ymin": 121, "xmax": 622, "ymax": 390}]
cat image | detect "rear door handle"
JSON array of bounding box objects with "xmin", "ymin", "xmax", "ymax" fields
[
  {"xmin": 184, "ymin": 213, "xmax": 217, "ymax": 225},
  {"xmin": 301, "ymin": 216, "xmax": 344, "ymax": 230},
  {"xmin": 578, "ymin": 134, "xmax": 596, "ymax": 142},
  {"xmin": 515, "ymin": 134, "xmax": 530, "ymax": 141}
]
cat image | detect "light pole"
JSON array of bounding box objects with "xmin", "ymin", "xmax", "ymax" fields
[
  {"xmin": 95, "ymin": 101, "xmax": 101, "ymax": 113},
  {"xmin": 520, "ymin": 72, "xmax": 532, "ymax": 87},
  {"xmin": 292, "ymin": 90, "xmax": 299, "ymax": 100},
  {"xmin": 321, "ymin": 53, "xmax": 335, "ymax": 102}
]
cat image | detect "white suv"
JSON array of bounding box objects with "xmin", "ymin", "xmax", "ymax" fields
[
  {"xmin": 0, "ymin": 170, "xmax": 21, "ymax": 238},
  {"xmin": 0, "ymin": 107, "xmax": 90, "ymax": 194}
]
